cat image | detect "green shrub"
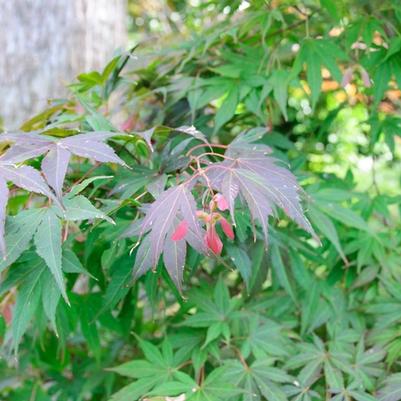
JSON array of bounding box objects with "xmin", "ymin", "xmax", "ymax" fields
[{"xmin": 1, "ymin": 1, "xmax": 401, "ymax": 400}]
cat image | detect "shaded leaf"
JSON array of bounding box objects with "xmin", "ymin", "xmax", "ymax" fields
[
  {"xmin": 215, "ymin": 87, "xmax": 239, "ymax": 132},
  {"xmin": 10, "ymin": 263, "xmax": 45, "ymax": 353},
  {"xmin": 226, "ymin": 245, "xmax": 251, "ymax": 289},
  {"xmin": 0, "ymin": 209, "xmax": 44, "ymax": 273},
  {"xmin": 100, "ymin": 255, "xmax": 134, "ymax": 313},
  {"xmin": 34, "ymin": 209, "xmax": 67, "ymax": 302},
  {"xmin": 63, "ymin": 195, "xmax": 114, "ymax": 223},
  {"xmin": 378, "ymin": 374, "xmax": 401, "ymax": 401},
  {"xmin": 41, "ymin": 269, "xmax": 61, "ymax": 332},
  {"xmin": 270, "ymin": 70, "xmax": 289, "ymax": 120}
]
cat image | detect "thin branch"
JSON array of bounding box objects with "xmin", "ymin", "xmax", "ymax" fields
[{"xmin": 186, "ymin": 143, "xmax": 228, "ymax": 157}]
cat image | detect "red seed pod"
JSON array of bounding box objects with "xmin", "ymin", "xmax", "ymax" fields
[
  {"xmin": 205, "ymin": 224, "xmax": 223, "ymax": 255},
  {"xmin": 219, "ymin": 217, "xmax": 235, "ymax": 240}
]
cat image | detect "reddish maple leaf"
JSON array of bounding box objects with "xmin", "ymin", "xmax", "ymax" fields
[
  {"xmin": 205, "ymin": 130, "xmax": 317, "ymax": 243},
  {"xmin": 132, "ymin": 185, "xmax": 206, "ymax": 290},
  {"xmin": 128, "ymin": 127, "xmax": 317, "ymax": 290},
  {"xmin": 1, "ymin": 131, "xmax": 125, "ymax": 199}
]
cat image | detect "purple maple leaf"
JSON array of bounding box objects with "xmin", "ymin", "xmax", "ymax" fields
[
  {"xmin": 205, "ymin": 130, "xmax": 317, "ymax": 243},
  {"xmin": 131, "ymin": 185, "xmax": 206, "ymax": 288},
  {"xmin": 0, "ymin": 160, "xmax": 59, "ymax": 257},
  {"xmin": 0, "ymin": 131, "xmax": 126, "ymax": 199},
  {"xmin": 130, "ymin": 128, "xmax": 317, "ymax": 289}
]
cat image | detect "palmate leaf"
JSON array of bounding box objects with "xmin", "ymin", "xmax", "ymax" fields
[
  {"xmin": 184, "ymin": 279, "xmax": 241, "ymax": 330},
  {"xmin": 112, "ymin": 364, "xmax": 235, "ymax": 401},
  {"xmin": 224, "ymin": 358, "xmax": 291, "ymax": 401},
  {"xmin": 0, "ymin": 130, "xmax": 123, "ymax": 256},
  {"xmin": 187, "ymin": 366, "xmax": 240, "ymax": 401},
  {"xmin": 292, "ymin": 38, "xmax": 347, "ymax": 108},
  {"xmin": 110, "ymin": 338, "xmax": 188, "ymax": 401},
  {"xmin": 285, "ymin": 336, "xmax": 356, "ymax": 388},
  {"xmin": 347, "ymin": 339, "xmax": 385, "ymax": 391},
  {"xmin": 1, "ymin": 168, "xmax": 59, "ymax": 261},
  {"xmin": 241, "ymin": 317, "xmax": 293, "ymax": 359},
  {"xmin": 0, "ymin": 195, "xmax": 112, "ymax": 312},
  {"xmin": 283, "ymin": 374, "xmax": 320, "ymax": 401},
  {"xmin": 133, "ymin": 184, "xmax": 206, "ymax": 289},
  {"xmin": 0, "ymin": 131, "xmax": 125, "ymax": 200},
  {"xmin": 205, "ymin": 131, "xmax": 317, "ymax": 244},
  {"xmin": 132, "ymin": 128, "xmax": 315, "ymax": 289}
]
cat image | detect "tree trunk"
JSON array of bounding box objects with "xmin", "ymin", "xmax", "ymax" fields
[{"xmin": 0, "ymin": 0, "xmax": 127, "ymax": 130}]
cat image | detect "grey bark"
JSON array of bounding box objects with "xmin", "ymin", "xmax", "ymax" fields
[{"xmin": 0, "ymin": 0, "xmax": 127, "ymax": 130}]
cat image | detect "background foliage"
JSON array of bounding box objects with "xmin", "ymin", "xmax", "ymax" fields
[{"xmin": 1, "ymin": 1, "xmax": 401, "ymax": 400}]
